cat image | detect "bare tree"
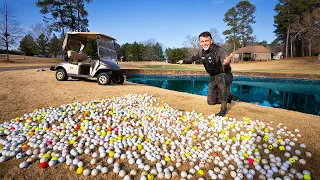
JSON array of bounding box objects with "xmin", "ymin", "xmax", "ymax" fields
[
  {"xmin": 246, "ymin": 35, "xmax": 258, "ymax": 46},
  {"xmin": 183, "ymin": 35, "xmax": 200, "ymax": 59},
  {"xmin": 141, "ymin": 38, "xmax": 156, "ymax": 61},
  {"xmin": 29, "ymin": 23, "xmax": 52, "ymax": 40},
  {"xmin": 141, "ymin": 38, "xmax": 156, "ymax": 46},
  {"xmin": 0, "ymin": 0, "xmax": 22, "ymax": 61},
  {"xmin": 291, "ymin": 8, "xmax": 320, "ymax": 56},
  {"xmin": 269, "ymin": 39, "xmax": 283, "ymax": 54},
  {"xmin": 209, "ymin": 28, "xmax": 224, "ymax": 45}
]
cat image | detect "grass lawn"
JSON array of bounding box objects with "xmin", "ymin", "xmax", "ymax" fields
[
  {"xmin": 121, "ymin": 56, "xmax": 320, "ymax": 74},
  {"xmin": 1, "ymin": 54, "xmax": 319, "ymax": 75},
  {"xmin": 155, "ymin": 57, "xmax": 320, "ymax": 74},
  {"xmin": 231, "ymin": 57, "xmax": 320, "ymax": 74}
]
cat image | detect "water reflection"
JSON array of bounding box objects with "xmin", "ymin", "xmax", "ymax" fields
[{"xmin": 127, "ymin": 75, "xmax": 320, "ymax": 116}]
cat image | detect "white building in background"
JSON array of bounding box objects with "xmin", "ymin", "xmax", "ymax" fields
[{"xmin": 273, "ymin": 52, "xmax": 283, "ymax": 60}]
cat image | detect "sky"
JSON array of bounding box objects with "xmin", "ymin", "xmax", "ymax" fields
[{"xmin": 4, "ymin": 0, "xmax": 279, "ymax": 49}]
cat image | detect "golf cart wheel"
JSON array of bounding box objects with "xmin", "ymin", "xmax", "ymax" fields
[
  {"xmin": 56, "ymin": 69, "xmax": 68, "ymax": 81},
  {"xmin": 114, "ymin": 73, "xmax": 124, "ymax": 84},
  {"xmin": 97, "ymin": 73, "xmax": 111, "ymax": 85}
]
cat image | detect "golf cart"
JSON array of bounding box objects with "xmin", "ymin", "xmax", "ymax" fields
[{"xmin": 50, "ymin": 32, "xmax": 124, "ymax": 85}]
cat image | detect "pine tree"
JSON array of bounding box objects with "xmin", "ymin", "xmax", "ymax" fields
[
  {"xmin": 48, "ymin": 34, "xmax": 62, "ymax": 58},
  {"xmin": 37, "ymin": 33, "xmax": 49, "ymax": 55},
  {"xmin": 19, "ymin": 34, "xmax": 37, "ymax": 56},
  {"xmin": 36, "ymin": 0, "xmax": 92, "ymax": 35},
  {"xmin": 235, "ymin": 0, "xmax": 256, "ymax": 61},
  {"xmin": 223, "ymin": 7, "xmax": 240, "ymax": 62}
]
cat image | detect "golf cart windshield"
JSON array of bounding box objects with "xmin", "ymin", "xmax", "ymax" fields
[{"xmin": 98, "ymin": 39, "xmax": 117, "ymax": 62}]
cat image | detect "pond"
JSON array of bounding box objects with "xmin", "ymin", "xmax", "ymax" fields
[{"xmin": 126, "ymin": 74, "xmax": 320, "ymax": 116}]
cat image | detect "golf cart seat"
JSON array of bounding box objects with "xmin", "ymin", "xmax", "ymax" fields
[{"xmin": 67, "ymin": 50, "xmax": 88, "ymax": 61}]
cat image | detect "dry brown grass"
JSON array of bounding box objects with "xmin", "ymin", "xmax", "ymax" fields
[
  {"xmin": 0, "ymin": 54, "xmax": 62, "ymax": 67},
  {"xmin": 0, "ymin": 56, "xmax": 319, "ymax": 179},
  {"xmin": 1, "ymin": 55, "xmax": 320, "ymax": 75},
  {"xmin": 0, "ymin": 68, "xmax": 319, "ymax": 179},
  {"xmin": 231, "ymin": 57, "xmax": 320, "ymax": 74},
  {"xmin": 188, "ymin": 56, "xmax": 320, "ymax": 74}
]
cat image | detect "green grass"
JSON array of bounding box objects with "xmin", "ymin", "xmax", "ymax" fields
[{"xmin": 140, "ymin": 65, "xmax": 204, "ymax": 70}]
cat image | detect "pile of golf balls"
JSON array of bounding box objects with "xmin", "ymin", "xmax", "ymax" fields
[{"xmin": 0, "ymin": 94, "xmax": 313, "ymax": 179}]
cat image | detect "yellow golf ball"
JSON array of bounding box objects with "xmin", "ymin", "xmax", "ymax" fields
[
  {"xmin": 51, "ymin": 156, "xmax": 58, "ymax": 161},
  {"xmin": 147, "ymin": 174, "xmax": 154, "ymax": 180},
  {"xmin": 76, "ymin": 167, "xmax": 84, "ymax": 174},
  {"xmin": 69, "ymin": 139, "xmax": 75, "ymax": 145},
  {"xmin": 303, "ymin": 174, "xmax": 311, "ymax": 180},
  {"xmin": 279, "ymin": 146, "xmax": 285, "ymax": 151},
  {"xmin": 197, "ymin": 169, "xmax": 204, "ymax": 176},
  {"xmin": 109, "ymin": 151, "xmax": 115, "ymax": 157},
  {"xmin": 138, "ymin": 144, "xmax": 143, "ymax": 151}
]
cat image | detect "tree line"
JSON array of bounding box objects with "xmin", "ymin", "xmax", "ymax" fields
[
  {"xmin": 117, "ymin": 39, "xmax": 165, "ymax": 61},
  {"xmin": 274, "ymin": 0, "xmax": 320, "ymax": 58},
  {"xmin": 19, "ymin": 33, "xmax": 62, "ymax": 57},
  {"xmin": 1, "ymin": 0, "xmax": 319, "ymax": 62}
]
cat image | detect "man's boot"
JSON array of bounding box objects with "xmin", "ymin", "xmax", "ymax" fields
[{"xmin": 215, "ymin": 101, "xmax": 227, "ymax": 117}]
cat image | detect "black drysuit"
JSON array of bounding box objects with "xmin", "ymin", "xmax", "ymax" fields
[{"xmin": 184, "ymin": 44, "xmax": 233, "ymax": 105}]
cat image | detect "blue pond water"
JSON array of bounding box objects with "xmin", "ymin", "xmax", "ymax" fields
[{"xmin": 127, "ymin": 74, "xmax": 320, "ymax": 116}]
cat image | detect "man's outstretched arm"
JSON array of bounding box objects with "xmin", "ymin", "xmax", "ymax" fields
[{"xmin": 177, "ymin": 51, "xmax": 201, "ymax": 65}]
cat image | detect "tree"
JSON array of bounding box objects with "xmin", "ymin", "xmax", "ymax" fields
[
  {"xmin": 142, "ymin": 38, "xmax": 156, "ymax": 61},
  {"xmin": 19, "ymin": 34, "xmax": 38, "ymax": 56},
  {"xmin": 165, "ymin": 47, "xmax": 186, "ymax": 63},
  {"xmin": 209, "ymin": 28, "xmax": 224, "ymax": 45},
  {"xmin": 274, "ymin": 0, "xmax": 297, "ymax": 58},
  {"xmin": 140, "ymin": 39, "xmax": 164, "ymax": 61},
  {"xmin": 0, "ymin": 0, "xmax": 22, "ymax": 61},
  {"xmin": 258, "ymin": 40, "xmax": 268, "ymax": 47},
  {"xmin": 36, "ymin": 0, "xmax": 68, "ymax": 36},
  {"xmin": 84, "ymin": 39, "xmax": 97, "ymax": 59},
  {"xmin": 119, "ymin": 41, "xmax": 164, "ymax": 62},
  {"xmin": 183, "ymin": 35, "xmax": 200, "ymax": 59},
  {"xmin": 115, "ymin": 42, "xmax": 122, "ymax": 61},
  {"xmin": 274, "ymin": 0, "xmax": 318, "ymax": 58},
  {"xmin": 153, "ymin": 42, "xmax": 165, "ymax": 61},
  {"xmin": 122, "ymin": 42, "xmax": 144, "ymax": 61},
  {"xmin": 291, "ymin": 8, "xmax": 320, "ymax": 56},
  {"xmin": 224, "ymin": 37, "xmax": 241, "ymax": 55},
  {"xmin": 246, "ymin": 35, "xmax": 258, "ymax": 46},
  {"xmin": 235, "ymin": 0, "xmax": 256, "ymax": 61},
  {"xmin": 268, "ymin": 38, "xmax": 283, "ymax": 54},
  {"xmin": 48, "ymin": 34, "xmax": 62, "ymax": 58},
  {"xmin": 223, "ymin": 7, "xmax": 240, "ymax": 62},
  {"xmin": 121, "ymin": 43, "xmax": 131, "ymax": 61},
  {"xmin": 36, "ymin": 0, "xmax": 92, "ymax": 35},
  {"xmin": 71, "ymin": 0, "xmax": 92, "ymax": 32},
  {"xmin": 30, "ymin": 23, "xmax": 52, "ymax": 40},
  {"xmin": 37, "ymin": 33, "xmax": 49, "ymax": 55}
]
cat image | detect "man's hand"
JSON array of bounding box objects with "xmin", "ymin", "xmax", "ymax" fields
[
  {"xmin": 223, "ymin": 53, "xmax": 232, "ymax": 65},
  {"xmin": 177, "ymin": 60, "xmax": 184, "ymax": 65}
]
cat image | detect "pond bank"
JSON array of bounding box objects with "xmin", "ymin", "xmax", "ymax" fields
[{"xmin": 121, "ymin": 69, "xmax": 320, "ymax": 80}]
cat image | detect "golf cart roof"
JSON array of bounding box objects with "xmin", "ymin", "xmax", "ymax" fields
[{"xmin": 66, "ymin": 32, "xmax": 116, "ymax": 41}]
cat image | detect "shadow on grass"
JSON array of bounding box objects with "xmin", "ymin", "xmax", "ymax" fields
[{"xmin": 68, "ymin": 78, "xmax": 139, "ymax": 86}]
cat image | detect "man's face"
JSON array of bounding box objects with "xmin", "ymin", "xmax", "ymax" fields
[{"xmin": 199, "ymin": 36, "xmax": 213, "ymax": 51}]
